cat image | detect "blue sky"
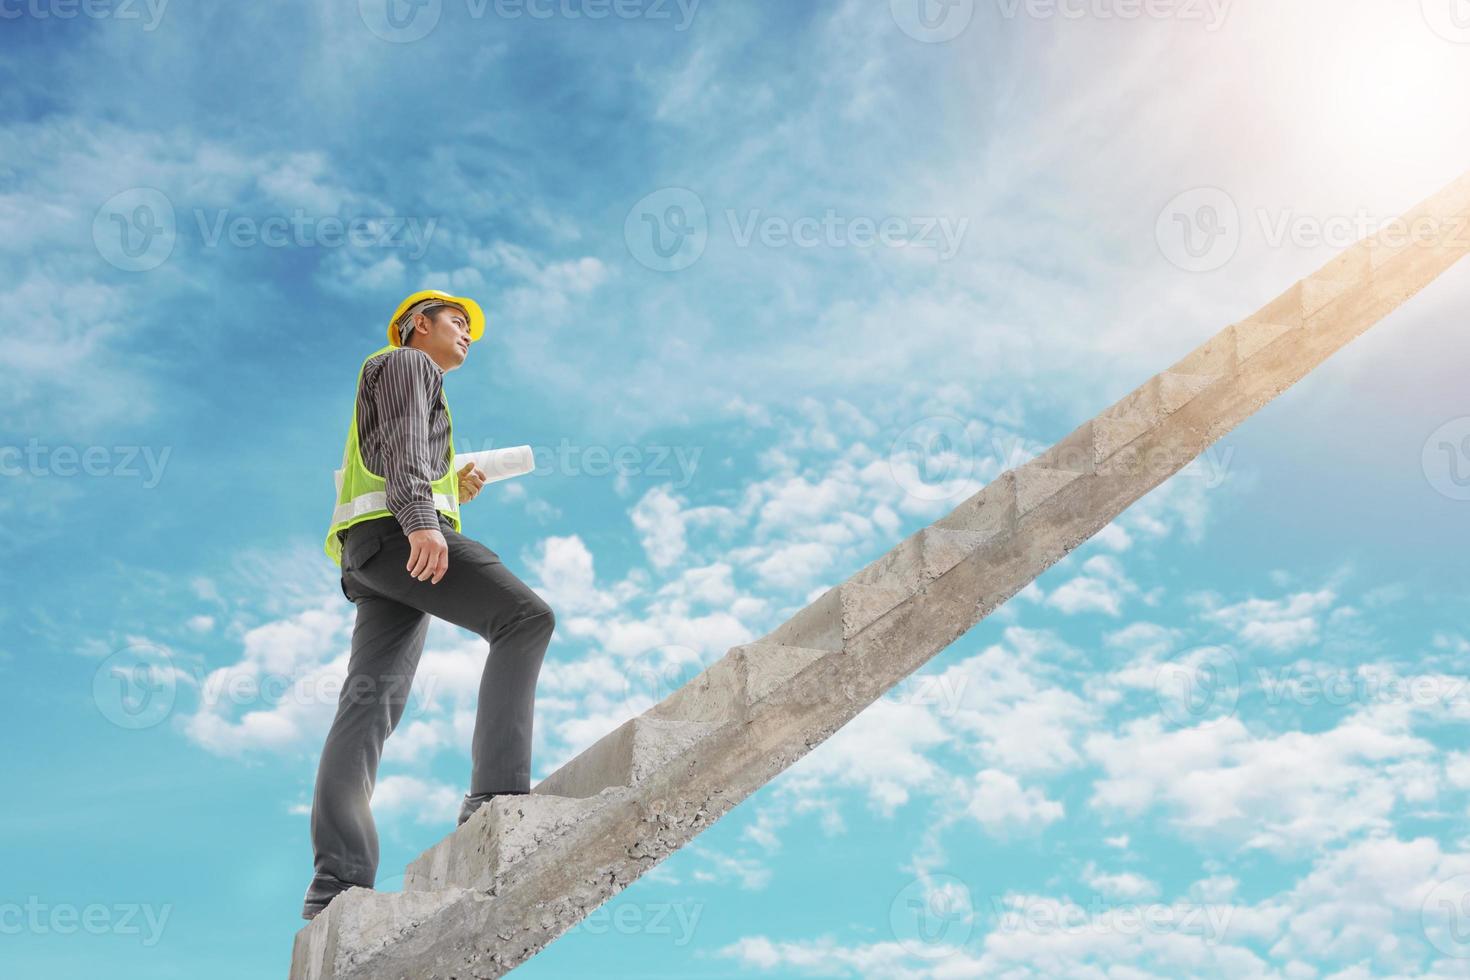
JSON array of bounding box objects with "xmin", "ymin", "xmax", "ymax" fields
[{"xmin": 6, "ymin": 0, "xmax": 1470, "ymax": 977}]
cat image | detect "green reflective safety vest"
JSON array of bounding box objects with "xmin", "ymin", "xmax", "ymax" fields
[{"xmin": 324, "ymin": 344, "xmax": 462, "ymax": 567}]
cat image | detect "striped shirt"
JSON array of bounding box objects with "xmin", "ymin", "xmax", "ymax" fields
[{"xmin": 351, "ymin": 346, "xmax": 452, "ymax": 537}]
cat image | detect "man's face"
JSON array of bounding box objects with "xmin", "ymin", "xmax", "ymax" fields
[{"xmin": 410, "ymin": 305, "xmax": 472, "ymax": 370}]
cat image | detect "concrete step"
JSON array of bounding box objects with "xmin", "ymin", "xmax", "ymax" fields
[
  {"xmin": 649, "ymin": 641, "xmax": 834, "ymax": 724},
  {"xmin": 1232, "ymin": 319, "xmax": 1301, "ymax": 363},
  {"xmin": 1157, "ymin": 370, "xmax": 1218, "ymax": 414},
  {"xmin": 1012, "ymin": 462, "xmax": 1086, "ymax": 517},
  {"xmin": 850, "ymin": 525, "xmax": 994, "ymax": 594},
  {"xmin": 934, "ymin": 471, "xmax": 1018, "ymax": 540},
  {"xmin": 404, "ymin": 793, "xmax": 605, "ymax": 893},
  {"xmin": 1168, "ymin": 326, "xmax": 1239, "ymax": 380},
  {"xmin": 291, "ymin": 885, "xmax": 472, "ymax": 980},
  {"xmin": 761, "ymin": 581, "xmax": 909, "ymax": 652},
  {"xmin": 1252, "ymin": 275, "xmax": 1359, "ymax": 329},
  {"xmin": 530, "ymin": 716, "xmax": 719, "ymax": 799},
  {"xmin": 1301, "ymin": 276, "xmax": 1356, "ymax": 318}
]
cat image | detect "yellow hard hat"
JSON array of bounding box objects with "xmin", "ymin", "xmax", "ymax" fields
[{"xmin": 388, "ymin": 289, "xmax": 486, "ymax": 347}]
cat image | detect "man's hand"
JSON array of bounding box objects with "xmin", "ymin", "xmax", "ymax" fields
[
  {"xmin": 406, "ymin": 528, "xmax": 449, "ymax": 584},
  {"xmin": 457, "ymin": 462, "xmax": 488, "ymax": 504}
]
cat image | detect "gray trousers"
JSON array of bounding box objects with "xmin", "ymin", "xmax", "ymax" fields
[{"xmin": 305, "ymin": 514, "xmax": 554, "ymax": 905}]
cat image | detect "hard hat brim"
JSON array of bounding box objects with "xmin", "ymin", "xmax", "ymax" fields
[{"xmin": 388, "ymin": 290, "xmax": 486, "ymax": 347}]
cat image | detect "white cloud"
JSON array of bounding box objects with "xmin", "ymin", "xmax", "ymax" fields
[
  {"xmin": 778, "ymin": 698, "xmax": 952, "ymax": 817},
  {"xmin": 1045, "ymin": 554, "xmax": 1140, "ymax": 616},
  {"xmin": 1081, "ymin": 862, "xmax": 1161, "ymax": 901},
  {"xmin": 1197, "ymin": 589, "xmax": 1338, "ymax": 653},
  {"xmin": 1086, "ymin": 714, "xmax": 1440, "ymax": 854},
  {"xmin": 370, "ymin": 774, "xmax": 460, "ymax": 826},
  {"xmin": 965, "ymin": 769, "xmax": 1064, "ymax": 837}
]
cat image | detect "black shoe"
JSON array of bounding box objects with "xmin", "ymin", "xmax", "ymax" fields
[
  {"xmin": 457, "ymin": 789, "xmax": 529, "ymax": 827},
  {"xmin": 301, "ymin": 872, "xmax": 361, "ymax": 921}
]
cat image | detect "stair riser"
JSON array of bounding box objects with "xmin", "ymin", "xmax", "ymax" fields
[
  {"xmin": 290, "ymin": 887, "xmax": 471, "ymax": 980},
  {"xmin": 645, "ymin": 657, "xmax": 746, "ymax": 724},
  {"xmin": 532, "ymin": 717, "xmax": 718, "ymax": 800},
  {"xmin": 403, "ymin": 797, "xmax": 601, "ymax": 894},
  {"xmin": 761, "ymin": 584, "xmax": 906, "ymax": 652},
  {"xmin": 649, "ymin": 642, "xmax": 836, "ymax": 728}
]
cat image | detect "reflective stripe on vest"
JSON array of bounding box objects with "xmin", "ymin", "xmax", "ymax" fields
[
  {"xmin": 330, "ymin": 490, "xmax": 461, "ymax": 528},
  {"xmin": 323, "ymin": 343, "xmax": 462, "ymax": 567}
]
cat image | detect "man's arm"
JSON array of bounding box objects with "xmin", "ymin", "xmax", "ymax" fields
[
  {"xmin": 373, "ymin": 348, "xmax": 444, "ymax": 534},
  {"xmin": 372, "ymin": 349, "xmax": 451, "ymax": 583}
]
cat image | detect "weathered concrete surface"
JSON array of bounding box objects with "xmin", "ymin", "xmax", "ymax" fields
[
  {"xmin": 289, "ymin": 885, "xmax": 472, "ymax": 980},
  {"xmin": 403, "ymin": 793, "xmax": 605, "ymax": 893},
  {"xmin": 647, "ymin": 641, "xmax": 834, "ymax": 725},
  {"xmin": 288, "ymin": 170, "xmax": 1470, "ymax": 979},
  {"xmin": 530, "ymin": 716, "xmax": 719, "ymax": 799}
]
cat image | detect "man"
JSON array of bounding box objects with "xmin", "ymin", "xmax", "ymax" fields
[{"xmin": 301, "ymin": 289, "xmax": 556, "ymax": 921}]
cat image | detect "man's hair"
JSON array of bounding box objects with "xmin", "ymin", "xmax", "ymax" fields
[{"xmin": 397, "ymin": 301, "xmax": 464, "ymax": 345}]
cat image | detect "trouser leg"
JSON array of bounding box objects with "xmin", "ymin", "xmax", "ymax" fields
[
  {"xmin": 471, "ymin": 605, "xmax": 555, "ymax": 794},
  {"xmin": 347, "ymin": 518, "xmax": 556, "ymax": 799},
  {"xmin": 308, "ymin": 593, "xmax": 429, "ymax": 894}
]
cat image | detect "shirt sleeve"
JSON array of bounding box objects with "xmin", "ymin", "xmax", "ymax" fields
[{"xmin": 371, "ymin": 348, "xmax": 444, "ymax": 536}]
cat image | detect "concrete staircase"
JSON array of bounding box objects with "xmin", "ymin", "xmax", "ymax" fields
[{"xmin": 290, "ymin": 171, "xmax": 1470, "ymax": 979}]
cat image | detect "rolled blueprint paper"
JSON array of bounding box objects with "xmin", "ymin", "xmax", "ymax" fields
[
  {"xmin": 451, "ymin": 446, "xmax": 535, "ymax": 484},
  {"xmin": 335, "ymin": 445, "xmax": 535, "ymax": 494}
]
